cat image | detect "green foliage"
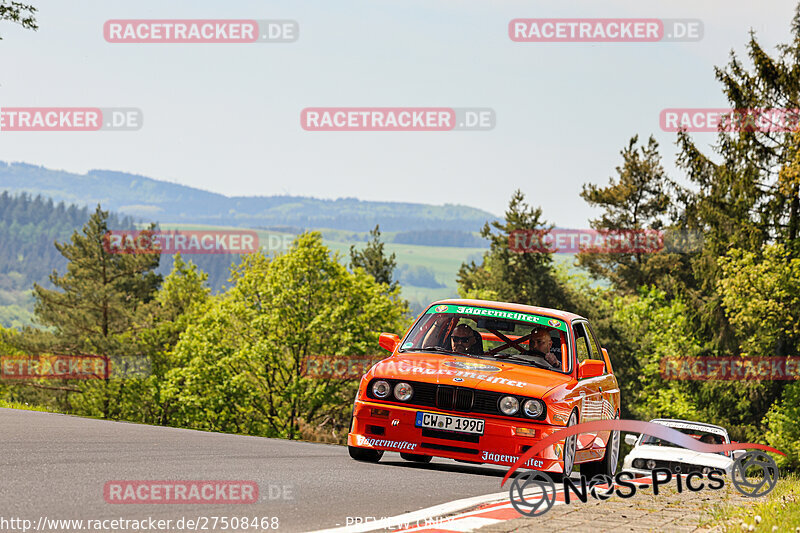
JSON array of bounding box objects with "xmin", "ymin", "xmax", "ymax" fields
[
  {"xmin": 457, "ymin": 189, "xmax": 568, "ymax": 307},
  {"xmin": 349, "ymin": 224, "xmax": 398, "ymax": 291},
  {"xmin": 765, "ymin": 382, "xmax": 800, "ymax": 469},
  {"xmin": 0, "ymin": 1, "xmax": 37, "ymax": 39},
  {"xmin": 30, "ymin": 206, "xmax": 161, "ymax": 418},
  {"xmin": 578, "ymin": 135, "xmax": 682, "ymax": 293},
  {"xmin": 719, "ymin": 244, "xmax": 800, "ymax": 356},
  {"xmin": 163, "ymin": 232, "xmax": 409, "ymax": 439}
]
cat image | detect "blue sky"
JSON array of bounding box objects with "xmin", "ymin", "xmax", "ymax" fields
[{"xmin": 0, "ymin": 0, "xmax": 796, "ymax": 226}]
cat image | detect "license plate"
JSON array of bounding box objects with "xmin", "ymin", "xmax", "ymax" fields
[{"xmin": 415, "ymin": 411, "xmax": 485, "ymax": 435}]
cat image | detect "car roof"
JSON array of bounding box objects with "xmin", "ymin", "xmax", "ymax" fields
[
  {"xmin": 430, "ymin": 298, "xmax": 585, "ymax": 322},
  {"xmin": 650, "ymin": 418, "xmax": 728, "ymax": 434}
]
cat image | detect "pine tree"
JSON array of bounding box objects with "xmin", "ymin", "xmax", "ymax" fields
[
  {"xmin": 578, "ymin": 135, "xmax": 678, "ymax": 293},
  {"xmin": 32, "ymin": 205, "xmax": 161, "ymax": 418},
  {"xmin": 457, "ymin": 190, "xmax": 567, "ymax": 308},
  {"xmin": 349, "ymin": 225, "xmax": 398, "ymax": 291}
]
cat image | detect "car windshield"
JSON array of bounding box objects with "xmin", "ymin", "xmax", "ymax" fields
[
  {"xmin": 640, "ymin": 426, "xmax": 729, "ymax": 455},
  {"xmin": 399, "ymin": 304, "xmax": 570, "ymax": 374}
]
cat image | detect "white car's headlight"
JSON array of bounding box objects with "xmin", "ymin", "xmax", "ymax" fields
[
  {"xmin": 372, "ymin": 380, "xmax": 391, "ymax": 398},
  {"xmin": 499, "ymin": 396, "xmax": 519, "ymax": 416},
  {"xmin": 394, "ymin": 382, "xmax": 413, "ymax": 401},
  {"xmin": 522, "ymin": 399, "xmax": 544, "ymax": 418},
  {"xmin": 646, "ymin": 459, "xmax": 656, "ymax": 470}
]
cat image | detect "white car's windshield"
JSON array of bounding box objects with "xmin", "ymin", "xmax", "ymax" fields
[
  {"xmin": 400, "ymin": 303, "xmax": 570, "ymax": 374},
  {"xmin": 641, "ymin": 427, "xmax": 729, "ymax": 455}
]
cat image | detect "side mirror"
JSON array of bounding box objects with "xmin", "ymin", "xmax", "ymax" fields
[
  {"xmin": 624, "ymin": 434, "xmax": 638, "ymax": 446},
  {"xmin": 732, "ymin": 449, "xmax": 745, "ymax": 460},
  {"xmin": 378, "ymin": 333, "xmax": 400, "ymax": 352},
  {"xmin": 578, "ymin": 359, "xmax": 605, "ymax": 379}
]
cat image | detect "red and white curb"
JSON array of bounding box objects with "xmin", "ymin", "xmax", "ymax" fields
[
  {"xmin": 393, "ymin": 475, "xmax": 656, "ymax": 533},
  {"xmin": 313, "ymin": 475, "xmax": 656, "ymax": 533}
]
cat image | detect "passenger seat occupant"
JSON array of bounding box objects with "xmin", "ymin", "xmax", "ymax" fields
[{"xmin": 528, "ymin": 328, "xmax": 560, "ymax": 368}]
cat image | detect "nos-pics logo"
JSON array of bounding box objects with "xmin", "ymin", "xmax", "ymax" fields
[{"xmin": 501, "ymin": 420, "xmax": 783, "ymax": 517}]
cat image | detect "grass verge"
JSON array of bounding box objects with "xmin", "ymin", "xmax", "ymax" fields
[{"xmin": 701, "ymin": 474, "xmax": 800, "ymax": 531}]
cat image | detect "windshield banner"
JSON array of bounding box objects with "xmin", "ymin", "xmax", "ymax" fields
[{"xmin": 425, "ymin": 304, "xmax": 568, "ymax": 332}]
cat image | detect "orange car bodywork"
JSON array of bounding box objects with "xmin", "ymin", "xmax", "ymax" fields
[{"xmin": 347, "ymin": 299, "xmax": 621, "ymax": 473}]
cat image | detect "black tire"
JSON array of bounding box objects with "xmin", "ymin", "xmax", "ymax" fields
[
  {"xmin": 348, "ymin": 446, "xmax": 384, "ymax": 463},
  {"xmin": 400, "ymin": 453, "xmax": 432, "ymax": 463},
  {"xmin": 560, "ymin": 410, "xmax": 579, "ymax": 479},
  {"xmin": 582, "ymin": 414, "xmax": 620, "ymax": 480}
]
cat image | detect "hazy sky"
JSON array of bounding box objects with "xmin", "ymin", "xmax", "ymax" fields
[{"xmin": 0, "ymin": 0, "xmax": 796, "ymax": 226}]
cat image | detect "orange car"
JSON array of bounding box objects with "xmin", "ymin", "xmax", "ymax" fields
[{"xmin": 347, "ymin": 299, "xmax": 621, "ymax": 479}]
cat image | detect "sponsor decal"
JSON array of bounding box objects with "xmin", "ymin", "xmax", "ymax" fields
[
  {"xmin": 355, "ymin": 435, "xmax": 417, "ymax": 451},
  {"xmin": 548, "ymin": 319, "xmax": 561, "ymax": 328},
  {"xmin": 482, "ymin": 451, "xmax": 544, "ymax": 469},
  {"xmin": 425, "ymin": 305, "xmax": 568, "ymax": 333},
  {"xmin": 443, "ymin": 361, "xmax": 501, "ymax": 373},
  {"xmin": 453, "ymin": 377, "xmax": 463, "ymax": 382},
  {"xmin": 393, "ymin": 363, "xmax": 528, "ymax": 387}
]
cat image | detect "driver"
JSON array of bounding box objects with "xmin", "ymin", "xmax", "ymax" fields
[
  {"xmin": 527, "ymin": 328, "xmax": 560, "ymax": 368},
  {"xmin": 449, "ymin": 324, "xmax": 480, "ymax": 355}
]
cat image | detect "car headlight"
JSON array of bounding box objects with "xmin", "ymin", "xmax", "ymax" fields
[
  {"xmin": 633, "ymin": 459, "xmax": 645, "ymax": 469},
  {"xmin": 646, "ymin": 459, "xmax": 656, "ymax": 470},
  {"xmin": 394, "ymin": 382, "xmax": 413, "ymax": 401},
  {"xmin": 702, "ymin": 466, "xmax": 711, "ymax": 475},
  {"xmin": 372, "ymin": 380, "xmax": 391, "ymax": 398},
  {"xmin": 499, "ymin": 396, "xmax": 519, "ymax": 416},
  {"xmin": 522, "ymin": 399, "xmax": 544, "ymax": 418}
]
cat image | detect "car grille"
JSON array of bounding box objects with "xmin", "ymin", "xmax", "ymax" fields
[
  {"xmin": 366, "ymin": 378, "xmax": 546, "ymax": 420},
  {"xmin": 637, "ymin": 459, "xmax": 717, "ymax": 474}
]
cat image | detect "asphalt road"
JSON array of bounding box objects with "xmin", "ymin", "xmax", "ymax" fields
[{"xmin": 0, "ymin": 408, "xmax": 510, "ymax": 532}]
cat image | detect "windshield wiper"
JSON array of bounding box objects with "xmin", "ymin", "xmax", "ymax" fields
[
  {"xmin": 401, "ymin": 347, "xmax": 459, "ymax": 355},
  {"xmin": 493, "ymin": 355, "xmax": 554, "ymax": 370}
]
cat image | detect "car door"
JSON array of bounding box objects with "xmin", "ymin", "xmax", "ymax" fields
[
  {"xmin": 585, "ymin": 321, "xmax": 620, "ymax": 451},
  {"xmin": 572, "ymin": 321, "xmax": 603, "ymax": 451}
]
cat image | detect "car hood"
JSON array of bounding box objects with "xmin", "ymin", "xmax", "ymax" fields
[
  {"xmin": 624, "ymin": 445, "xmax": 733, "ymax": 468},
  {"xmin": 370, "ymin": 353, "xmax": 572, "ymax": 398}
]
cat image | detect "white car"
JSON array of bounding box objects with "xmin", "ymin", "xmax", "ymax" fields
[{"xmin": 621, "ymin": 419, "xmax": 743, "ymax": 477}]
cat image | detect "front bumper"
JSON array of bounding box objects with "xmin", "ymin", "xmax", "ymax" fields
[{"xmin": 348, "ymin": 399, "xmax": 567, "ymax": 472}]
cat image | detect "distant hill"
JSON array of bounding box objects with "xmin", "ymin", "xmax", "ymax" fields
[{"xmin": 0, "ymin": 162, "xmax": 499, "ymax": 232}]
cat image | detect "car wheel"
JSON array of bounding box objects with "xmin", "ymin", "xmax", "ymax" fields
[
  {"xmin": 348, "ymin": 446, "xmax": 384, "ymax": 463},
  {"xmin": 400, "ymin": 453, "xmax": 432, "ymax": 463},
  {"xmin": 582, "ymin": 414, "xmax": 620, "ymax": 480},
  {"xmin": 561, "ymin": 411, "xmax": 578, "ymax": 478}
]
